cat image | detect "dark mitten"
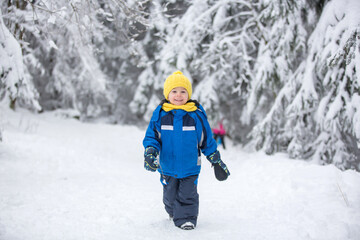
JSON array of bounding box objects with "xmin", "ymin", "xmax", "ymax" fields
[
  {"xmin": 144, "ymin": 146, "xmax": 159, "ymax": 172},
  {"xmin": 207, "ymin": 150, "xmax": 230, "ymax": 181},
  {"xmin": 213, "ymin": 161, "xmax": 230, "ymax": 181}
]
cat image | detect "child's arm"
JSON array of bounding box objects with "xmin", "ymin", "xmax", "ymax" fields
[
  {"xmin": 196, "ymin": 110, "xmax": 230, "ymax": 180},
  {"xmin": 143, "ymin": 120, "xmax": 161, "ymax": 151},
  {"xmin": 195, "ymin": 111, "xmax": 217, "ymax": 156},
  {"xmin": 143, "ymin": 115, "xmax": 161, "ymax": 172}
]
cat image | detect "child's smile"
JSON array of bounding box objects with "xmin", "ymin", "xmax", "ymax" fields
[{"xmin": 168, "ymin": 87, "xmax": 189, "ymax": 106}]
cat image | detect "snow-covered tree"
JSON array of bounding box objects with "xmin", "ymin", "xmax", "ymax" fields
[
  {"xmin": 129, "ymin": 0, "xmax": 192, "ymax": 121},
  {"xmin": 309, "ymin": 0, "xmax": 360, "ymax": 170},
  {"xmin": 248, "ymin": 0, "xmax": 360, "ymax": 170},
  {"xmin": 246, "ymin": 0, "xmax": 315, "ymax": 153},
  {"xmin": 0, "ymin": 8, "xmax": 40, "ymax": 111},
  {"xmin": 1, "ymin": 0, "xmax": 150, "ymax": 119}
]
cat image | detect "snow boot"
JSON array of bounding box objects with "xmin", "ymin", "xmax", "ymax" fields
[{"xmin": 180, "ymin": 222, "xmax": 195, "ymax": 230}]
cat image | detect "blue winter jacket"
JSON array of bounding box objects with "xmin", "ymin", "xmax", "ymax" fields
[{"xmin": 143, "ymin": 103, "xmax": 217, "ymax": 178}]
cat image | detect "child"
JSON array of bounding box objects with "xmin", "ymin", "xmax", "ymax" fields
[
  {"xmin": 212, "ymin": 119, "xmax": 226, "ymax": 149},
  {"xmin": 143, "ymin": 71, "xmax": 230, "ymax": 230}
]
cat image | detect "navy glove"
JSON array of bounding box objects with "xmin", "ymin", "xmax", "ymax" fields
[
  {"xmin": 207, "ymin": 150, "xmax": 230, "ymax": 181},
  {"xmin": 144, "ymin": 146, "xmax": 159, "ymax": 172}
]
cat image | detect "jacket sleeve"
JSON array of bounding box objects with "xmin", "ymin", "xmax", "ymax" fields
[
  {"xmin": 196, "ymin": 109, "xmax": 217, "ymax": 156},
  {"xmin": 143, "ymin": 107, "xmax": 162, "ymax": 152}
]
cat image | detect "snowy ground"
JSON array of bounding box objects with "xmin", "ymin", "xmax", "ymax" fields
[{"xmin": 1, "ymin": 106, "xmax": 360, "ymax": 240}]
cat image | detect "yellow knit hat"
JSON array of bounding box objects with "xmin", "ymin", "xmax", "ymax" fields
[{"xmin": 163, "ymin": 71, "xmax": 192, "ymax": 100}]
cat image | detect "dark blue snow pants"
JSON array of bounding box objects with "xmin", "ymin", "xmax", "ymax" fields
[{"xmin": 162, "ymin": 175, "xmax": 199, "ymax": 227}]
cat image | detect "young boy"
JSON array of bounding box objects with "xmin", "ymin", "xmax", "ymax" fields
[{"xmin": 143, "ymin": 71, "xmax": 230, "ymax": 230}]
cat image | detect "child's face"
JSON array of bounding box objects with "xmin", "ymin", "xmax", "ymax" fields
[{"xmin": 168, "ymin": 87, "xmax": 189, "ymax": 106}]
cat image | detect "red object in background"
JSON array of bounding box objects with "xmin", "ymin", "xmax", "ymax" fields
[{"xmin": 212, "ymin": 122, "xmax": 226, "ymax": 136}]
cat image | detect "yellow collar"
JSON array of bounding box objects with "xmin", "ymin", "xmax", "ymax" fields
[{"xmin": 162, "ymin": 102, "xmax": 197, "ymax": 112}]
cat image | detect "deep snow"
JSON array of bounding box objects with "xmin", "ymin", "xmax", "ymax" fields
[{"xmin": 1, "ymin": 106, "xmax": 360, "ymax": 240}]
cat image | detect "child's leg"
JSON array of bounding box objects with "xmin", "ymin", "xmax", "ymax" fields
[
  {"xmin": 162, "ymin": 175, "xmax": 179, "ymax": 218},
  {"xmin": 221, "ymin": 135, "xmax": 226, "ymax": 149},
  {"xmin": 214, "ymin": 134, "xmax": 219, "ymax": 143},
  {"xmin": 173, "ymin": 175, "xmax": 199, "ymax": 227}
]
